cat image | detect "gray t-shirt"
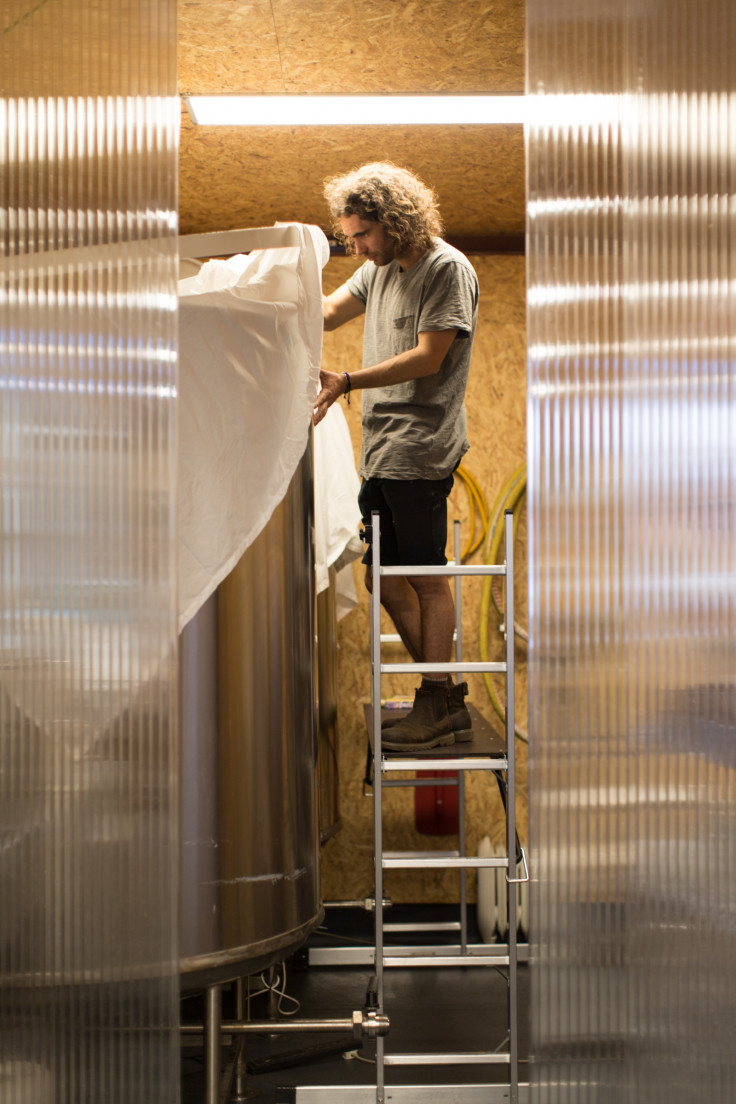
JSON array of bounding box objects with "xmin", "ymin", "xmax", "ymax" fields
[{"xmin": 346, "ymin": 238, "xmax": 479, "ymax": 480}]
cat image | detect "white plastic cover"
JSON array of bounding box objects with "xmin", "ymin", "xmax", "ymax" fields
[
  {"xmin": 178, "ymin": 223, "xmax": 361, "ymax": 629},
  {"xmin": 314, "ymin": 402, "xmax": 362, "ymax": 618}
]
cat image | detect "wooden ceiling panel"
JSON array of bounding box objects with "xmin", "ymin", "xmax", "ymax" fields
[
  {"xmin": 179, "ymin": 0, "xmax": 524, "ymax": 95},
  {"xmin": 179, "ymin": 114, "xmax": 524, "ymax": 237},
  {"xmin": 269, "ymin": 0, "xmax": 525, "ymax": 94},
  {"xmin": 179, "ymin": 0, "xmax": 285, "ymax": 94}
]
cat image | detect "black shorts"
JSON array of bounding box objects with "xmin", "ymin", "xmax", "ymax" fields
[{"xmin": 358, "ymin": 474, "xmax": 455, "ymax": 568}]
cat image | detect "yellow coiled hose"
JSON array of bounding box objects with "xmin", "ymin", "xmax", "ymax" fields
[
  {"xmin": 456, "ymin": 462, "xmax": 528, "ymax": 744},
  {"xmin": 454, "ymin": 465, "xmax": 489, "ymax": 560}
]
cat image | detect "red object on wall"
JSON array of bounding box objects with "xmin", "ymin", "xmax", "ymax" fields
[{"xmin": 414, "ymin": 771, "xmax": 459, "ymax": 834}]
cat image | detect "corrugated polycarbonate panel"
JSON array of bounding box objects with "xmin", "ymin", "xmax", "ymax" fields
[
  {"xmin": 0, "ymin": 3, "xmax": 179, "ymax": 1103},
  {"xmin": 527, "ymin": 1, "xmax": 735, "ymax": 1101}
]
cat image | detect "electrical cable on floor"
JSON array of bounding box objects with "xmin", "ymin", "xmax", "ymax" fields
[
  {"xmin": 342, "ymin": 1049, "xmax": 376, "ymax": 1065},
  {"xmin": 246, "ymin": 962, "xmax": 301, "ymax": 1017}
]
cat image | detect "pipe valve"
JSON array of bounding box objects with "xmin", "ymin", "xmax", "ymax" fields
[{"xmin": 352, "ymin": 1010, "xmax": 389, "ymax": 1040}]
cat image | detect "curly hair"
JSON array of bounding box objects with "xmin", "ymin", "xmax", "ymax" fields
[{"xmin": 323, "ymin": 162, "xmax": 444, "ymax": 256}]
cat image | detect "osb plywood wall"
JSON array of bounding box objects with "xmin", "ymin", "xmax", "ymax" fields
[
  {"xmin": 179, "ymin": 121, "xmax": 524, "ymax": 238},
  {"xmin": 179, "ymin": 0, "xmax": 524, "ymax": 95},
  {"xmin": 319, "ymin": 252, "xmax": 527, "ymax": 904},
  {"xmin": 177, "ymin": 0, "xmax": 525, "ymax": 237}
]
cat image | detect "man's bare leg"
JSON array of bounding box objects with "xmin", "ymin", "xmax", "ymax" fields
[
  {"xmin": 364, "ymin": 567, "xmax": 423, "ymax": 662},
  {"xmin": 365, "ymin": 568, "xmax": 455, "ymax": 673},
  {"xmin": 408, "ymin": 574, "xmax": 456, "ymax": 679},
  {"xmin": 367, "ymin": 570, "xmax": 459, "ymax": 749}
]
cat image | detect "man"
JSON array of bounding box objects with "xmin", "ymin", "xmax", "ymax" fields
[{"xmin": 313, "ymin": 162, "xmax": 479, "ymax": 751}]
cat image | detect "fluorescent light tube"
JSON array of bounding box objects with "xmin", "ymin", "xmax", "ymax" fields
[{"xmin": 185, "ymin": 94, "xmax": 526, "ymax": 127}]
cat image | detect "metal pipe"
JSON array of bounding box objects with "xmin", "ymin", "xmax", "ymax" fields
[
  {"xmin": 204, "ymin": 984, "xmax": 222, "ymax": 1104},
  {"xmin": 232, "ymin": 977, "xmax": 249, "ymax": 1103},
  {"xmin": 181, "ymin": 1013, "xmax": 389, "ymax": 1037},
  {"xmin": 323, "ymin": 898, "xmax": 392, "ymax": 910}
]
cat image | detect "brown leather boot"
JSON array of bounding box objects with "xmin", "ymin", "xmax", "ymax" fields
[
  {"xmin": 382, "ymin": 681, "xmax": 473, "ymax": 741},
  {"xmin": 381, "ymin": 685, "xmax": 454, "ymax": 751},
  {"xmin": 447, "ymin": 680, "xmax": 473, "ymax": 742}
]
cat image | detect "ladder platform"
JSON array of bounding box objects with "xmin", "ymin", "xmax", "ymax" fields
[{"xmin": 365, "ymin": 702, "xmax": 507, "ymax": 766}]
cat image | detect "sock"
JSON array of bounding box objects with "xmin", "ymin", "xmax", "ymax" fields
[{"xmin": 421, "ymin": 675, "xmax": 447, "ymax": 691}]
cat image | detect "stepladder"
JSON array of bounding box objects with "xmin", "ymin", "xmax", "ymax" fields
[{"xmin": 368, "ymin": 509, "xmax": 527, "ymax": 1104}]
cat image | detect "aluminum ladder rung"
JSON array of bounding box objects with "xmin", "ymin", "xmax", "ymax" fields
[
  {"xmin": 307, "ymin": 943, "xmax": 525, "ymax": 967},
  {"xmin": 384, "ymin": 1052, "xmax": 511, "ymax": 1066},
  {"xmin": 380, "ymin": 661, "xmax": 505, "ymax": 674},
  {"xmin": 382, "ymin": 921, "xmax": 461, "ymax": 933},
  {"xmin": 379, "ymin": 564, "xmax": 506, "ymax": 576},
  {"xmin": 291, "ymin": 1086, "xmax": 532, "ymax": 1102},
  {"xmin": 384, "ymin": 849, "xmax": 460, "ymax": 860},
  {"xmin": 381, "ymin": 756, "xmax": 507, "ymax": 772},
  {"xmin": 383, "ymin": 953, "xmax": 510, "ymax": 968},
  {"xmin": 382, "ymin": 776, "xmax": 460, "ymax": 788},
  {"xmin": 382, "ymin": 855, "xmax": 508, "ymax": 871}
]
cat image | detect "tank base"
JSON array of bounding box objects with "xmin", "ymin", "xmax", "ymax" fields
[{"xmin": 179, "ymin": 906, "xmax": 324, "ymax": 993}]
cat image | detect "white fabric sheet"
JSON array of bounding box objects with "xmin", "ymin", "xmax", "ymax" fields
[
  {"xmin": 314, "ymin": 403, "xmax": 362, "ymax": 618},
  {"xmin": 177, "ymin": 223, "xmax": 361, "ymax": 630}
]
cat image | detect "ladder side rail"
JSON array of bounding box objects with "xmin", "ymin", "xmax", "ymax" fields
[
  {"xmin": 453, "ymin": 519, "xmax": 464, "ymax": 674},
  {"xmin": 371, "ymin": 511, "xmax": 519, "ymax": 1099},
  {"xmin": 370, "ymin": 512, "xmax": 386, "ymax": 1104},
  {"xmin": 453, "ymin": 520, "xmax": 469, "ymax": 954},
  {"xmin": 504, "ymin": 509, "xmax": 519, "ymax": 1104}
]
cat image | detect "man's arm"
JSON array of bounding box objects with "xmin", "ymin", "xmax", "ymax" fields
[
  {"xmin": 313, "ymin": 328, "xmax": 458, "ymax": 426},
  {"xmin": 323, "ymin": 284, "xmax": 366, "ymax": 331}
]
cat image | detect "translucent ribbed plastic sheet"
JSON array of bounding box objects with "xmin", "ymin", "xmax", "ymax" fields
[
  {"xmin": 527, "ymin": 1, "xmax": 736, "ymax": 1101},
  {"xmin": 0, "ymin": 3, "xmax": 179, "ymax": 1103}
]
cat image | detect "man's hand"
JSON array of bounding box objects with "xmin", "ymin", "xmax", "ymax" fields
[{"xmin": 313, "ymin": 368, "xmax": 347, "ymax": 426}]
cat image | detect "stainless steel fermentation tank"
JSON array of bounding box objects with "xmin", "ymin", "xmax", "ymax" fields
[
  {"xmin": 179, "ymin": 443, "xmax": 323, "ymax": 990},
  {"xmin": 316, "ymin": 567, "xmax": 342, "ymax": 843}
]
